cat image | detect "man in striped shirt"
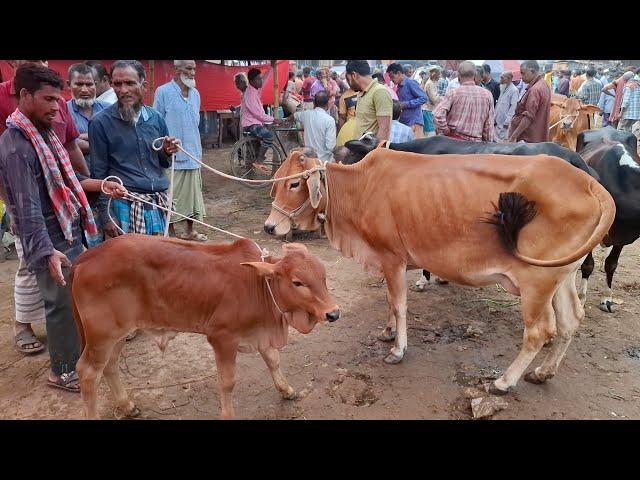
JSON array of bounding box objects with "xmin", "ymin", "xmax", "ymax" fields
[
  {"xmin": 577, "ymin": 68, "xmax": 603, "ymax": 106},
  {"xmin": 618, "ymin": 74, "xmax": 640, "ymax": 133},
  {"xmin": 432, "ymin": 61, "xmax": 495, "ymax": 142}
]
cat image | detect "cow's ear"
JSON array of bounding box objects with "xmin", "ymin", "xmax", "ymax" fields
[
  {"xmin": 241, "ymin": 261, "xmax": 277, "ymax": 277},
  {"xmin": 580, "ymin": 104, "xmax": 601, "ymax": 114},
  {"xmin": 282, "ymin": 243, "xmax": 308, "ymax": 255},
  {"xmin": 551, "ymin": 100, "xmax": 564, "ymax": 107},
  {"xmin": 344, "ymin": 140, "xmax": 371, "ymax": 154},
  {"xmin": 306, "ymin": 170, "xmax": 322, "ymax": 209}
]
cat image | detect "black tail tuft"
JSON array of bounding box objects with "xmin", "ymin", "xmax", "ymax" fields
[{"xmin": 482, "ymin": 192, "xmax": 537, "ymax": 254}]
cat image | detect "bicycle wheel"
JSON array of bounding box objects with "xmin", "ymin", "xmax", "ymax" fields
[{"xmin": 230, "ymin": 138, "xmax": 281, "ymax": 189}]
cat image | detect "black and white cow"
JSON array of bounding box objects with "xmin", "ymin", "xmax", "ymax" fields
[
  {"xmin": 336, "ymin": 134, "xmax": 600, "ymax": 290},
  {"xmin": 577, "ymin": 128, "xmax": 640, "ymax": 312}
]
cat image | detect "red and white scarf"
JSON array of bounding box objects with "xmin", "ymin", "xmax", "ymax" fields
[{"xmin": 6, "ymin": 109, "xmax": 98, "ymax": 244}]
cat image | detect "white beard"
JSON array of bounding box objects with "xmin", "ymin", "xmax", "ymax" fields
[
  {"xmin": 74, "ymin": 96, "xmax": 96, "ymax": 108},
  {"xmin": 181, "ymin": 74, "xmax": 196, "ymax": 89}
]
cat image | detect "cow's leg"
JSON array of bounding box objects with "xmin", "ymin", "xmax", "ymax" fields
[
  {"xmin": 259, "ymin": 346, "xmax": 297, "ymax": 400},
  {"xmin": 599, "ymin": 245, "xmax": 623, "ymax": 313},
  {"xmin": 209, "ymin": 335, "xmax": 239, "ymax": 420},
  {"xmin": 102, "ymin": 338, "xmax": 140, "ymax": 418},
  {"xmin": 578, "ymin": 252, "xmax": 594, "ymax": 306},
  {"xmin": 77, "ymin": 343, "xmax": 115, "ymax": 420},
  {"xmin": 491, "ymin": 281, "xmax": 558, "ymax": 394},
  {"xmin": 525, "ymin": 270, "xmax": 583, "ymax": 384},
  {"xmin": 378, "ymin": 291, "xmax": 397, "ymax": 342},
  {"xmin": 382, "ymin": 261, "xmax": 408, "ymax": 364},
  {"xmin": 414, "ymin": 269, "xmax": 430, "ymax": 291}
]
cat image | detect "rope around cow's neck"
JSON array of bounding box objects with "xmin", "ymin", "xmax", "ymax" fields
[{"xmin": 548, "ymin": 112, "xmax": 579, "ymax": 130}]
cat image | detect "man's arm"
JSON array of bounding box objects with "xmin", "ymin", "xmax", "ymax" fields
[
  {"xmin": 88, "ymin": 118, "xmax": 112, "ymax": 227},
  {"xmin": 482, "ymin": 98, "xmax": 496, "ymax": 142},
  {"xmin": 432, "ymin": 92, "xmax": 452, "ymax": 134},
  {"xmin": 402, "ymin": 80, "xmax": 427, "ymax": 109},
  {"xmin": 602, "ymin": 80, "xmax": 616, "ymax": 97},
  {"xmin": 153, "ymin": 86, "xmax": 166, "ymax": 117},
  {"xmin": 338, "ymin": 96, "xmax": 347, "ymax": 130},
  {"xmin": 325, "ymin": 118, "xmax": 336, "ymax": 158},
  {"xmin": 76, "ymin": 134, "xmax": 90, "ymax": 155},
  {"xmin": 376, "ymin": 116, "xmax": 391, "ymax": 141},
  {"xmin": 505, "ymin": 88, "xmax": 518, "ymax": 125},
  {"xmin": 64, "ymin": 139, "xmax": 90, "ymax": 177},
  {"xmin": 372, "ymin": 89, "xmax": 393, "ymax": 141}
]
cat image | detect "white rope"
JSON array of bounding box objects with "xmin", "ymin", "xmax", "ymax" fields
[
  {"xmin": 151, "ymin": 136, "xmax": 325, "ymax": 185},
  {"xmin": 548, "ymin": 113, "xmax": 579, "ymax": 130}
]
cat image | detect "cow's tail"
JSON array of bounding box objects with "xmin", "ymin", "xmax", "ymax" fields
[
  {"xmin": 488, "ymin": 184, "xmax": 615, "ymax": 267},
  {"xmin": 69, "ymin": 266, "xmax": 86, "ymax": 353}
]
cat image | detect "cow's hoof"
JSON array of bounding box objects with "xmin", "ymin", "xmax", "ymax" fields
[
  {"xmin": 281, "ymin": 388, "xmax": 298, "ymax": 400},
  {"xmin": 599, "ymin": 301, "xmax": 615, "ymax": 313},
  {"xmin": 383, "ymin": 350, "xmax": 404, "ymax": 364},
  {"xmin": 524, "ymin": 371, "xmax": 547, "ymax": 385},
  {"xmin": 119, "ymin": 404, "xmax": 141, "ymax": 419},
  {"xmin": 487, "ymin": 382, "xmax": 510, "ymax": 396},
  {"xmin": 378, "ymin": 328, "xmax": 396, "ymax": 342}
]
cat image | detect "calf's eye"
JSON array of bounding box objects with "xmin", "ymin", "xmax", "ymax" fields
[
  {"xmin": 289, "ymin": 182, "xmax": 300, "ymax": 189},
  {"xmin": 292, "ymin": 281, "xmax": 304, "ymax": 287}
]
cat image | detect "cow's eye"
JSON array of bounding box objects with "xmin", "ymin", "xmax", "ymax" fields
[
  {"xmin": 292, "ymin": 281, "xmax": 304, "ymax": 287},
  {"xmin": 289, "ymin": 182, "xmax": 300, "ymax": 189}
]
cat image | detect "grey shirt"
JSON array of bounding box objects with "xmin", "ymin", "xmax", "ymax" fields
[{"xmin": 294, "ymin": 107, "xmax": 336, "ymax": 162}]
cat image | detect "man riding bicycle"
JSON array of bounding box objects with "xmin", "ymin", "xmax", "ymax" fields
[{"xmin": 234, "ymin": 68, "xmax": 284, "ymax": 173}]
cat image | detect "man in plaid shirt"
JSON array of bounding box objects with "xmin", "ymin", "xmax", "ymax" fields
[
  {"xmin": 437, "ymin": 71, "xmax": 449, "ymax": 97},
  {"xmin": 577, "ymin": 68, "xmax": 603, "ymax": 106},
  {"xmin": 618, "ymin": 74, "xmax": 640, "ymax": 133},
  {"xmin": 433, "ymin": 61, "xmax": 495, "ymax": 142}
]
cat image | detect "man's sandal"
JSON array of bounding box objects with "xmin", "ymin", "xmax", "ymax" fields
[
  {"xmin": 179, "ymin": 232, "xmax": 208, "ymax": 242},
  {"xmin": 252, "ymin": 162, "xmax": 271, "ymax": 174},
  {"xmin": 15, "ymin": 330, "xmax": 45, "ymax": 354},
  {"xmin": 47, "ymin": 371, "xmax": 80, "ymax": 393}
]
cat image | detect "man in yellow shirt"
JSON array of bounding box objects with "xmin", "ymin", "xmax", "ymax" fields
[{"xmin": 345, "ymin": 60, "xmax": 392, "ymax": 140}]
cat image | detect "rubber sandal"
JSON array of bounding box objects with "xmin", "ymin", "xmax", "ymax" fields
[
  {"xmin": 179, "ymin": 232, "xmax": 208, "ymax": 242},
  {"xmin": 15, "ymin": 329, "xmax": 45, "ymax": 355},
  {"xmin": 47, "ymin": 371, "xmax": 80, "ymax": 393},
  {"xmin": 252, "ymin": 162, "xmax": 271, "ymax": 174}
]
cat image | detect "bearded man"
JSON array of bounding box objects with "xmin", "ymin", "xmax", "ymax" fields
[
  {"xmin": 89, "ymin": 60, "xmax": 179, "ymax": 239},
  {"xmin": 153, "ymin": 60, "xmax": 207, "ymax": 241}
]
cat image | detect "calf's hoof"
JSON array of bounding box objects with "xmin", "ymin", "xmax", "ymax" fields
[
  {"xmin": 599, "ymin": 301, "xmax": 615, "ymax": 313},
  {"xmin": 281, "ymin": 387, "xmax": 298, "ymax": 400},
  {"xmin": 377, "ymin": 327, "xmax": 396, "ymax": 342},
  {"xmin": 125, "ymin": 405, "xmax": 142, "ymax": 418},
  {"xmin": 383, "ymin": 348, "xmax": 405, "ymax": 364},
  {"xmin": 524, "ymin": 370, "xmax": 553, "ymax": 385},
  {"xmin": 487, "ymin": 381, "xmax": 510, "ymax": 396}
]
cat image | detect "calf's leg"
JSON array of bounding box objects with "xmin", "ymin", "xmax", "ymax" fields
[
  {"xmin": 578, "ymin": 252, "xmax": 594, "ymax": 306},
  {"xmin": 209, "ymin": 335, "xmax": 238, "ymax": 420},
  {"xmin": 599, "ymin": 245, "xmax": 623, "ymax": 313},
  {"xmin": 77, "ymin": 342, "xmax": 115, "ymax": 419},
  {"xmin": 382, "ymin": 260, "xmax": 408, "ymax": 364},
  {"xmin": 102, "ymin": 338, "xmax": 140, "ymax": 418},
  {"xmin": 259, "ymin": 346, "xmax": 297, "ymax": 399},
  {"xmin": 378, "ymin": 291, "xmax": 397, "ymax": 342}
]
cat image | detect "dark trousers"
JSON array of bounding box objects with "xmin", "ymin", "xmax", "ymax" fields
[
  {"xmin": 244, "ymin": 124, "xmax": 274, "ymax": 148},
  {"xmin": 35, "ymin": 267, "xmax": 81, "ymax": 376}
]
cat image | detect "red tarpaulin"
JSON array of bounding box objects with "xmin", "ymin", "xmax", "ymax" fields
[{"xmin": 0, "ymin": 60, "xmax": 290, "ymax": 111}]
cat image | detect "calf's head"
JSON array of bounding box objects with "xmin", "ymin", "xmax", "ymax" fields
[
  {"xmin": 264, "ymin": 149, "xmax": 325, "ymax": 236},
  {"xmin": 552, "ymin": 98, "xmax": 600, "ymax": 130},
  {"xmin": 242, "ymin": 243, "xmax": 340, "ymax": 333},
  {"xmin": 339, "ymin": 134, "xmax": 380, "ymax": 164}
]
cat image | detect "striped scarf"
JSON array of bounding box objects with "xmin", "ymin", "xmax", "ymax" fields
[{"xmin": 6, "ymin": 109, "xmax": 98, "ymax": 244}]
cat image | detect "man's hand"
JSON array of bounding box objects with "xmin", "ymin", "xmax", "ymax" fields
[
  {"xmin": 163, "ymin": 136, "xmax": 180, "ymax": 155},
  {"xmin": 48, "ymin": 250, "xmax": 71, "ymax": 287},
  {"xmin": 102, "ymin": 181, "xmax": 128, "ymax": 199},
  {"xmin": 400, "ymin": 102, "xmax": 407, "ymax": 111},
  {"xmin": 103, "ymin": 220, "xmax": 122, "ymax": 238},
  {"xmin": 273, "ymin": 118, "xmax": 285, "ymax": 125}
]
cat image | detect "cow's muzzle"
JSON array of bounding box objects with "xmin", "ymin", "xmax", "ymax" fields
[
  {"xmin": 264, "ymin": 223, "xmax": 276, "ymax": 235},
  {"xmin": 325, "ymin": 309, "xmax": 340, "ymax": 322}
]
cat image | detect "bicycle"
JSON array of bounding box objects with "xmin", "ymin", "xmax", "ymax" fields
[{"xmin": 230, "ymin": 120, "xmax": 304, "ymax": 189}]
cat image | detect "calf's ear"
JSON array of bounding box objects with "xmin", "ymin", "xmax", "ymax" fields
[
  {"xmin": 241, "ymin": 262, "xmax": 278, "ymax": 277},
  {"xmin": 551, "ymin": 101, "xmax": 564, "ymax": 107},
  {"xmin": 282, "ymin": 243, "xmax": 308, "ymax": 255},
  {"xmin": 580, "ymin": 105, "xmax": 601, "ymax": 114},
  {"xmin": 306, "ymin": 171, "xmax": 322, "ymax": 209}
]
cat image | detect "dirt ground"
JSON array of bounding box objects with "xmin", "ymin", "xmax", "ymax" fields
[{"xmin": 1, "ymin": 147, "xmax": 639, "ymax": 420}]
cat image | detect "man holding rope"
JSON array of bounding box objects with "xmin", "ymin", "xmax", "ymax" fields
[
  {"xmin": 89, "ymin": 60, "xmax": 179, "ymax": 240},
  {"xmin": 0, "ymin": 64, "xmax": 126, "ymax": 391}
]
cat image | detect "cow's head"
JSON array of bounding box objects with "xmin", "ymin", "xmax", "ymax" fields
[
  {"xmin": 242, "ymin": 243, "xmax": 340, "ymax": 333},
  {"xmin": 338, "ymin": 134, "xmax": 381, "ymax": 164},
  {"xmin": 264, "ymin": 148, "xmax": 325, "ymax": 237},
  {"xmin": 551, "ymin": 97, "xmax": 600, "ymax": 130}
]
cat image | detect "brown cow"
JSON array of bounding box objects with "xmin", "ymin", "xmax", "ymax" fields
[
  {"xmin": 71, "ymin": 235, "xmax": 340, "ymax": 419},
  {"xmin": 264, "ymin": 149, "xmax": 615, "ymax": 395},
  {"xmin": 549, "ymin": 94, "xmax": 600, "ymax": 151}
]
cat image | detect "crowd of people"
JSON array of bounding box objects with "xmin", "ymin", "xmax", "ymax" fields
[{"xmin": 0, "ymin": 57, "xmax": 638, "ymax": 395}]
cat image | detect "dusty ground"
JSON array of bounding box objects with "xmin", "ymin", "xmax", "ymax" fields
[{"xmin": 1, "ymin": 147, "xmax": 639, "ymax": 420}]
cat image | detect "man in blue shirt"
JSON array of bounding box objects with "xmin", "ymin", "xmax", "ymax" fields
[
  {"xmin": 89, "ymin": 60, "xmax": 179, "ymax": 239},
  {"xmin": 386, "ymin": 63, "xmax": 426, "ymax": 138},
  {"xmin": 66, "ymin": 63, "xmax": 109, "ymax": 175},
  {"xmin": 154, "ymin": 60, "xmax": 207, "ymax": 241}
]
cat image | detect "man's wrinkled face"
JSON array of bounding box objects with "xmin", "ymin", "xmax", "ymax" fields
[
  {"xmin": 112, "ymin": 66, "xmax": 145, "ymax": 110},
  {"xmin": 21, "ymin": 85, "xmax": 60, "ymax": 130},
  {"xmin": 69, "ymin": 72, "xmax": 96, "ymax": 108},
  {"xmin": 177, "ymin": 60, "xmax": 196, "ymax": 88}
]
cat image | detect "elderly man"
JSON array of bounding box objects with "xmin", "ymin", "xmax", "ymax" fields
[
  {"xmin": 577, "ymin": 68, "xmax": 603, "ymax": 106},
  {"xmin": 508, "ymin": 60, "xmax": 551, "ymax": 143},
  {"xmin": 346, "ymin": 60, "xmax": 392, "ymax": 141},
  {"xmin": 67, "ymin": 63, "xmax": 109, "ymax": 174},
  {"xmin": 153, "ymin": 60, "xmax": 207, "ymax": 242},
  {"xmin": 605, "ymin": 71, "xmax": 635, "ymax": 128},
  {"xmin": 494, "ymin": 71, "xmax": 519, "ymax": 142},
  {"xmin": 0, "ymin": 64, "xmax": 126, "ymax": 390},
  {"xmin": 294, "ymin": 91, "xmax": 336, "ymax": 162},
  {"xmin": 0, "ymin": 60, "xmax": 89, "ymax": 355},
  {"xmin": 386, "ymin": 63, "xmax": 426, "ymax": 138},
  {"xmin": 84, "ymin": 61, "xmax": 117, "ymax": 105},
  {"xmin": 422, "ymin": 66, "xmax": 442, "ymax": 137},
  {"xmin": 90, "ymin": 60, "xmax": 179, "ymax": 241},
  {"xmin": 432, "ymin": 61, "xmax": 495, "ymax": 142}
]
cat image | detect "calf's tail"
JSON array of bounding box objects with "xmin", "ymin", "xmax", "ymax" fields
[{"xmin": 487, "ymin": 184, "xmax": 615, "ymax": 267}]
